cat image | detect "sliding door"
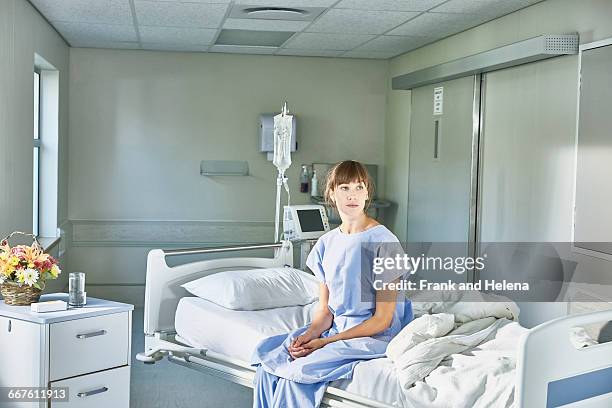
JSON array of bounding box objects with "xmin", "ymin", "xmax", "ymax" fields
[
  {"xmin": 407, "ymin": 75, "xmax": 480, "ymax": 283},
  {"xmin": 478, "ymin": 56, "xmax": 577, "ymax": 327}
]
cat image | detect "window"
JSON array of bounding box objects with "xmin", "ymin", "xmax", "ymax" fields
[
  {"xmin": 33, "ymin": 54, "xmax": 60, "ymax": 241},
  {"xmin": 33, "ymin": 70, "xmax": 41, "ymax": 236}
]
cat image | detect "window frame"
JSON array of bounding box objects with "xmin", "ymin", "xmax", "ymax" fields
[{"xmin": 33, "ymin": 68, "xmax": 41, "ymax": 237}]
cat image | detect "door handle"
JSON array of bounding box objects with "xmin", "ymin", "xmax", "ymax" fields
[{"xmin": 434, "ymin": 119, "xmax": 440, "ymax": 159}]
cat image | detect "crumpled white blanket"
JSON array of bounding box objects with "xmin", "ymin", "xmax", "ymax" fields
[
  {"xmin": 386, "ymin": 295, "xmax": 524, "ymax": 407},
  {"xmin": 410, "ymin": 290, "xmax": 520, "ymax": 323},
  {"xmin": 387, "ymin": 315, "xmax": 507, "ymax": 389}
]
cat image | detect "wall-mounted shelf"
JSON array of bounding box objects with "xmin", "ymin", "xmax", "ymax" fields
[{"xmin": 200, "ymin": 160, "xmax": 249, "ymax": 176}]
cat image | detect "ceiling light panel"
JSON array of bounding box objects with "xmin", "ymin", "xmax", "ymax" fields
[
  {"xmin": 387, "ymin": 12, "xmax": 487, "ymax": 37},
  {"xmin": 139, "ymin": 27, "xmax": 218, "ymax": 45},
  {"xmin": 306, "ymin": 9, "xmax": 419, "ymax": 35},
  {"xmin": 210, "ymin": 45, "xmax": 278, "ymax": 54},
  {"xmin": 223, "ymin": 18, "xmax": 310, "ymax": 32},
  {"xmin": 134, "ymin": 1, "xmax": 229, "ymax": 28},
  {"xmin": 29, "ymin": 0, "xmax": 133, "ymax": 25},
  {"xmin": 54, "ymin": 21, "xmax": 138, "ymax": 43},
  {"xmin": 335, "ymin": 0, "xmax": 447, "ymax": 12},
  {"xmin": 215, "ymin": 29, "xmax": 295, "ymax": 47},
  {"xmin": 285, "ymin": 33, "xmax": 375, "ymax": 50}
]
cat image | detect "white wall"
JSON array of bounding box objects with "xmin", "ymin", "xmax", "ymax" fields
[
  {"xmin": 0, "ymin": 0, "xmax": 69, "ymax": 291},
  {"xmin": 385, "ymin": 0, "xmax": 612, "ymax": 326},
  {"xmin": 383, "ymin": 87, "xmax": 411, "ymax": 242},
  {"xmin": 69, "ymin": 49, "xmax": 387, "ymax": 222},
  {"xmin": 68, "ymin": 49, "xmax": 388, "ymax": 303}
]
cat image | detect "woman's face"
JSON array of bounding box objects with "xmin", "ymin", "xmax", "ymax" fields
[{"xmin": 331, "ymin": 180, "xmax": 368, "ymax": 218}]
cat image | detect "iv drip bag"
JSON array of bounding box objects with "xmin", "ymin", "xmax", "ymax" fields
[{"xmin": 273, "ymin": 110, "xmax": 293, "ymax": 174}]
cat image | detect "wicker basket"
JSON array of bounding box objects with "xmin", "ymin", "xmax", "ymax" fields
[
  {"xmin": 1, "ymin": 282, "xmax": 43, "ymax": 305},
  {"xmin": 0, "ymin": 231, "xmax": 45, "ymax": 306}
]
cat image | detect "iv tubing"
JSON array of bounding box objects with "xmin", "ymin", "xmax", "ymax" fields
[{"xmin": 274, "ymin": 174, "xmax": 282, "ymax": 242}]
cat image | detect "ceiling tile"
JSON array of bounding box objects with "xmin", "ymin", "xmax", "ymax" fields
[
  {"xmin": 341, "ymin": 50, "xmax": 397, "ymax": 59},
  {"xmin": 140, "ymin": 26, "xmax": 217, "ymax": 45},
  {"xmin": 285, "ymin": 32, "xmax": 375, "ymax": 50},
  {"xmin": 29, "ymin": 0, "xmax": 133, "ymax": 25},
  {"xmin": 209, "ymin": 45, "xmax": 278, "ymax": 54},
  {"xmin": 386, "ymin": 12, "xmax": 487, "ymax": 37},
  {"xmin": 69, "ymin": 41, "xmax": 141, "ymax": 50},
  {"xmin": 223, "ymin": 18, "xmax": 310, "ymax": 32},
  {"xmin": 431, "ymin": 0, "xmax": 534, "ymax": 17},
  {"xmin": 233, "ymin": 0, "xmax": 338, "ymax": 7},
  {"xmin": 54, "ymin": 21, "xmax": 138, "ymax": 43},
  {"xmin": 306, "ymin": 9, "xmax": 419, "ymax": 34},
  {"xmin": 134, "ymin": 1, "xmax": 228, "ymax": 28},
  {"xmin": 357, "ymin": 35, "xmax": 432, "ymax": 53},
  {"xmin": 334, "ymin": 0, "xmax": 446, "ymax": 12},
  {"xmin": 141, "ymin": 43, "xmax": 210, "ymax": 52},
  {"xmin": 275, "ymin": 49, "xmax": 344, "ymax": 57}
]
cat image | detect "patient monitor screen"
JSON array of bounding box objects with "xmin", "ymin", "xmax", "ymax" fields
[{"xmin": 297, "ymin": 210, "xmax": 325, "ymax": 232}]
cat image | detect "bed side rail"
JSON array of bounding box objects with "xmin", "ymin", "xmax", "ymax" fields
[{"xmin": 516, "ymin": 308, "xmax": 612, "ymax": 407}]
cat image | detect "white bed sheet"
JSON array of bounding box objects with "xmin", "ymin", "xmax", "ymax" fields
[
  {"xmin": 174, "ymin": 297, "xmax": 523, "ymax": 408},
  {"xmin": 174, "ymin": 297, "xmax": 406, "ymax": 406},
  {"xmin": 175, "ymin": 296, "xmax": 316, "ymax": 363}
]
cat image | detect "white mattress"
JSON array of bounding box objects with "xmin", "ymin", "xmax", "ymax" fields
[
  {"xmin": 174, "ymin": 296, "xmax": 405, "ymax": 406},
  {"xmin": 174, "ymin": 296, "xmax": 316, "ymax": 363}
]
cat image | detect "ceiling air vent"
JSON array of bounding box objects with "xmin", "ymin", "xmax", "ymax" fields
[
  {"xmin": 229, "ymin": 4, "xmax": 326, "ymax": 21},
  {"xmin": 244, "ymin": 7, "xmax": 308, "ymax": 19}
]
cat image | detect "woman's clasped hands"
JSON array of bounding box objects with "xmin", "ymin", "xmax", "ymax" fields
[{"xmin": 288, "ymin": 332, "xmax": 329, "ymax": 359}]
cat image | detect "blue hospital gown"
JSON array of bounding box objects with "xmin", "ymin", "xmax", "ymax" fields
[{"xmin": 251, "ymin": 225, "xmax": 413, "ymax": 408}]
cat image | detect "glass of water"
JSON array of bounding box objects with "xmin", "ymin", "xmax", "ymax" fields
[{"xmin": 68, "ymin": 272, "xmax": 86, "ymax": 307}]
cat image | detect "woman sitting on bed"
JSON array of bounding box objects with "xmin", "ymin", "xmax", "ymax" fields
[{"xmin": 251, "ymin": 160, "xmax": 413, "ymax": 408}]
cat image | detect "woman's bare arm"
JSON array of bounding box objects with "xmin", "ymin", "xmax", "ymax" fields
[
  {"xmin": 289, "ymin": 283, "xmax": 332, "ymax": 354},
  {"xmin": 289, "ymin": 287, "xmax": 399, "ymax": 358},
  {"xmin": 306, "ymin": 283, "xmax": 333, "ymax": 337}
]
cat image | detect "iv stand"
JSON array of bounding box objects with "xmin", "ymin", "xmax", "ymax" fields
[{"xmin": 273, "ymin": 102, "xmax": 291, "ymax": 243}]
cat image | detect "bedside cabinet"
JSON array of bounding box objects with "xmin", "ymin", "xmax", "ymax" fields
[{"xmin": 0, "ymin": 293, "xmax": 133, "ymax": 408}]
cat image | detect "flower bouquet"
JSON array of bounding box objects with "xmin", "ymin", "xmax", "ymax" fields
[{"xmin": 0, "ymin": 231, "xmax": 61, "ymax": 305}]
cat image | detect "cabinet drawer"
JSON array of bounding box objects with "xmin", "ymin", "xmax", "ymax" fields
[
  {"xmin": 50, "ymin": 312, "xmax": 129, "ymax": 380},
  {"xmin": 51, "ymin": 365, "xmax": 130, "ymax": 408}
]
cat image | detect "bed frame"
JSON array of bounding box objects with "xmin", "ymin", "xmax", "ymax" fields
[{"xmin": 138, "ymin": 241, "xmax": 612, "ymax": 408}]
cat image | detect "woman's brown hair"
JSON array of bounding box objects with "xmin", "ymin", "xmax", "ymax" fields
[{"xmin": 324, "ymin": 161, "xmax": 375, "ymax": 211}]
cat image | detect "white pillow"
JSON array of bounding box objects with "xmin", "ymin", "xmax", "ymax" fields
[{"xmin": 181, "ymin": 267, "xmax": 320, "ymax": 310}]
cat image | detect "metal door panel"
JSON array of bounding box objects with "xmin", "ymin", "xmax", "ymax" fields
[
  {"xmin": 407, "ymin": 76, "xmax": 478, "ymax": 284},
  {"xmin": 407, "ymin": 76, "xmax": 476, "ymax": 244}
]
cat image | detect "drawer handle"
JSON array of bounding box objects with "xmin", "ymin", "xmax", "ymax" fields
[
  {"xmin": 77, "ymin": 387, "xmax": 108, "ymax": 398},
  {"xmin": 76, "ymin": 329, "xmax": 107, "ymax": 339}
]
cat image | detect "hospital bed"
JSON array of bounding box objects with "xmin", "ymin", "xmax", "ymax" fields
[{"xmin": 138, "ymin": 241, "xmax": 612, "ymax": 407}]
